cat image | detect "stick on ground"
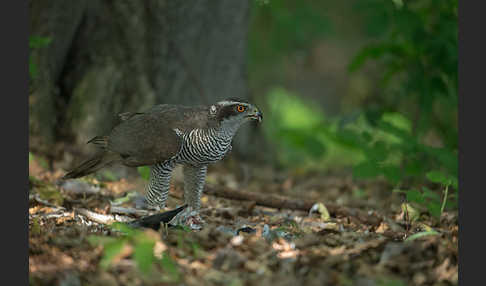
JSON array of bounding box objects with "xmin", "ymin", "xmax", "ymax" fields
[{"xmin": 204, "ymin": 186, "xmax": 382, "ymax": 226}]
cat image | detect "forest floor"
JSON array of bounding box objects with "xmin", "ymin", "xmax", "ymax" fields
[{"xmin": 29, "ymin": 154, "xmax": 458, "ymax": 286}]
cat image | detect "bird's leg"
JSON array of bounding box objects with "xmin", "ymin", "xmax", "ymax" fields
[
  {"xmin": 168, "ymin": 164, "xmax": 208, "ymax": 229},
  {"xmin": 183, "ymin": 164, "xmax": 208, "ymax": 211},
  {"xmin": 144, "ymin": 161, "xmax": 175, "ymax": 210}
]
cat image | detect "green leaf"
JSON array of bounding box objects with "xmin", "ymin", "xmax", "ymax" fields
[
  {"xmin": 401, "ymin": 203, "xmax": 420, "ymax": 222},
  {"xmin": 86, "ymin": 235, "xmax": 118, "ymax": 246},
  {"xmin": 377, "ymin": 120, "xmax": 412, "ymax": 142},
  {"xmin": 37, "ymin": 185, "xmax": 63, "ymax": 206},
  {"xmin": 348, "ymin": 43, "xmax": 396, "ymax": 72},
  {"xmin": 137, "ymin": 166, "xmax": 151, "ymax": 181},
  {"xmin": 110, "ymin": 222, "xmax": 137, "ymax": 236},
  {"xmin": 353, "ymin": 161, "xmax": 381, "ymax": 178},
  {"xmin": 277, "ymin": 128, "xmax": 326, "ymax": 158},
  {"xmin": 382, "ymin": 165, "xmax": 402, "ymax": 184},
  {"xmin": 361, "ymin": 131, "xmax": 372, "ymax": 142},
  {"xmin": 101, "ymin": 170, "xmax": 117, "ymax": 182},
  {"xmin": 335, "ymin": 129, "xmax": 363, "ymax": 148},
  {"xmin": 426, "ymin": 171, "xmax": 449, "ymax": 185},
  {"xmin": 133, "ymin": 239, "xmax": 155, "ymax": 274},
  {"xmin": 406, "ymin": 189, "xmax": 424, "ymax": 204},
  {"xmin": 450, "ymin": 176, "xmax": 458, "ymax": 190},
  {"xmin": 111, "ymin": 191, "xmax": 138, "ymax": 206},
  {"xmin": 446, "ymin": 198, "xmax": 458, "ymax": 209},
  {"xmin": 191, "ymin": 242, "xmax": 205, "ymax": 259},
  {"xmin": 427, "ymin": 202, "xmax": 442, "ymax": 218},
  {"xmin": 30, "ymin": 217, "xmax": 41, "ymax": 235},
  {"xmin": 100, "ymin": 239, "xmax": 126, "ymax": 269},
  {"xmin": 421, "ymin": 187, "xmax": 441, "ymax": 202},
  {"xmin": 381, "ymin": 112, "xmax": 412, "ymax": 134},
  {"xmin": 405, "ymin": 230, "xmax": 440, "ymax": 242},
  {"xmin": 160, "ymin": 253, "xmax": 180, "ymax": 282},
  {"xmin": 404, "ymin": 159, "xmax": 424, "ymax": 176},
  {"xmin": 424, "ymin": 147, "xmax": 458, "ymax": 177},
  {"xmin": 366, "ymin": 141, "xmax": 388, "ymax": 162},
  {"xmin": 313, "ymin": 202, "xmax": 331, "ymax": 221}
]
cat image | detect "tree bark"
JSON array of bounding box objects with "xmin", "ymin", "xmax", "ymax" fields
[{"xmin": 29, "ymin": 0, "xmax": 252, "ymax": 158}]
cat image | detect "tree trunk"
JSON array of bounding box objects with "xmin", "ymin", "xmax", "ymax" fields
[{"xmin": 29, "ymin": 0, "xmax": 254, "ymax": 159}]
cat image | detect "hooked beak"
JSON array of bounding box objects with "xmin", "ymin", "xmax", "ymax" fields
[{"xmin": 247, "ymin": 109, "xmax": 263, "ymax": 123}]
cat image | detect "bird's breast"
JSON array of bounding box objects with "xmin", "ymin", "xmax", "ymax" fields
[{"xmin": 175, "ymin": 129, "xmax": 232, "ymax": 164}]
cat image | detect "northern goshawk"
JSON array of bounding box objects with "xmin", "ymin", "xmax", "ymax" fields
[{"xmin": 63, "ymin": 98, "xmax": 262, "ymax": 226}]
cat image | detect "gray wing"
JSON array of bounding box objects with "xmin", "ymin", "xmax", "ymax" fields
[
  {"xmin": 106, "ymin": 104, "xmax": 213, "ymax": 167},
  {"xmin": 146, "ymin": 104, "xmax": 215, "ymax": 131},
  {"xmin": 107, "ymin": 108, "xmax": 182, "ymax": 167}
]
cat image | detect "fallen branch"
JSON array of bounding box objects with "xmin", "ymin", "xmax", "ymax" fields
[
  {"xmin": 75, "ymin": 208, "xmax": 133, "ymax": 225},
  {"xmin": 204, "ymin": 186, "xmax": 382, "ymax": 226}
]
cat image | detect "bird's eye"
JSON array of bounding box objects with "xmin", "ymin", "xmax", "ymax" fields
[{"xmin": 236, "ymin": 105, "xmax": 246, "ymax": 112}]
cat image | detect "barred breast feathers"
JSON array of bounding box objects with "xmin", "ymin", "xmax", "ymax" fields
[{"xmin": 173, "ymin": 127, "xmax": 234, "ymax": 164}]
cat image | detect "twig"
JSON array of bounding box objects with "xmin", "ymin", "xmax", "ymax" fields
[
  {"xmin": 440, "ymin": 184, "xmax": 449, "ymax": 215},
  {"xmin": 31, "ymin": 193, "xmax": 65, "ymax": 210},
  {"xmin": 403, "ymin": 199, "xmax": 410, "ymax": 235},
  {"xmin": 204, "ymin": 186, "xmax": 382, "ymax": 226},
  {"xmin": 75, "ymin": 208, "xmax": 132, "ymax": 225}
]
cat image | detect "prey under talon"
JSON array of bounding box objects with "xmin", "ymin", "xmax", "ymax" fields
[{"xmin": 169, "ymin": 207, "xmax": 205, "ymax": 230}]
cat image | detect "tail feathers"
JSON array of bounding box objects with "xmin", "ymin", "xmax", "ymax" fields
[
  {"xmin": 63, "ymin": 151, "xmax": 119, "ymax": 180},
  {"xmin": 87, "ymin": 136, "xmax": 109, "ymax": 148}
]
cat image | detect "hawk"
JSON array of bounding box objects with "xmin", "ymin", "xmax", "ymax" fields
[{"xmin": 63, "ymin": 98, "xmax": 263, "ymax": 227}]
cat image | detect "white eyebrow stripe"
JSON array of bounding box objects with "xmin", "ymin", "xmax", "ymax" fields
[{"xmin": 217, "ymin": 100, "xmax": 249, "ymax": 106}]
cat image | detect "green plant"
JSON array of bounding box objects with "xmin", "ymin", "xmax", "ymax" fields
[
  {"xmin": 348, "ymin": 0, "xmax": 457, "ymax": 149},
  {"xmin": 137, "ymin": 166, "xmax": 151, "ymax": 181},
  {"xmin": 344, "ymin": 0, "xmax": 458, "ymax": 214},
  {"xmin": 404, "ymin": 229, "xmax": 440, "ymax": 242},
  {"xmin": 253, "ymin": 0, "xmax": 457, "ymax": 216},
  {"xmin": 345, "ymin": 113, "xmax": 458, "ymax": 218},
  {"xmin": 426, "ymin": 171, "xmax": 458, "ymax": 214},
  {"xmin": 88, "ymin": 223, "xmax": 180, "ymax": 281}
]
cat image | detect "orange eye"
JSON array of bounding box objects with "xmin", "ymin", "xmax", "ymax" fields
[{"xmin": 236, "ymin": 105, "xmax": 246, "ymax": 112}]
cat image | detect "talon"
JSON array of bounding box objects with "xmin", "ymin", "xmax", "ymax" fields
[{"xmin": 169, "ymin": 207, "xmax": 205, "ymax": 230}]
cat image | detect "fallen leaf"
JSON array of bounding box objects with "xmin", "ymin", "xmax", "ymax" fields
[{"xmin": 309, "ymin": 202, "xmax": 331, "ymax": 221}]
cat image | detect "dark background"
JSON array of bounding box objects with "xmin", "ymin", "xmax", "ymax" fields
[{"xmin": 29, "ymin": 1, "xmax": 457, "ymax": 184}]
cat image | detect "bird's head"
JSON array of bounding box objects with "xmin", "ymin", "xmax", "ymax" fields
[{"xmin": 209, "ymin": 98, "xmax": 263, "ymax": 130}]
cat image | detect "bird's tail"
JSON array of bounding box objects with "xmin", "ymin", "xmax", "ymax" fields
[{"xmin": 63, "ymin": 151, "xmax": 119, "ymax": 179}]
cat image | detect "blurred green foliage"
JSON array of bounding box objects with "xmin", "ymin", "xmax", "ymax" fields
[
  {"xmin": 138, "ymin": 166, "xmax": 151, "ymax": 181},
  {"xmin": 88, "ymin": 223, "xmax": 156, "ymax": 274},
  {"xmin": 347, "ymin": 0, "xmax": 458, "ymax": 215},
  {"xmin": 29, "ymin": 35, "xmax": 51, "ymax": 80},
  {"xmin": 88, "ymin": 222, "xmax": 181, "ymax": 282},
  {"xmin": 263, "ymin": 88, "xmax": 364, "ymax": 169},
  {"xmin": 349, "ymin": 0, "xmax": 458, "ymax": 149},
  {"xmin": 251, "ymin": 0, "xmax": 457, "ymax": 214}
]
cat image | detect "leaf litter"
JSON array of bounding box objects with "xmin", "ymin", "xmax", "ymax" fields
[{"xmin": 29, "ymin": 158, "xmax": 458, "ymax": 286}]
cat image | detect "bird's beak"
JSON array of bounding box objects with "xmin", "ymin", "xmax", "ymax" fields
[{"xmin": 247, "ymin": 108, "xmax": 263, "ymax": 123}]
